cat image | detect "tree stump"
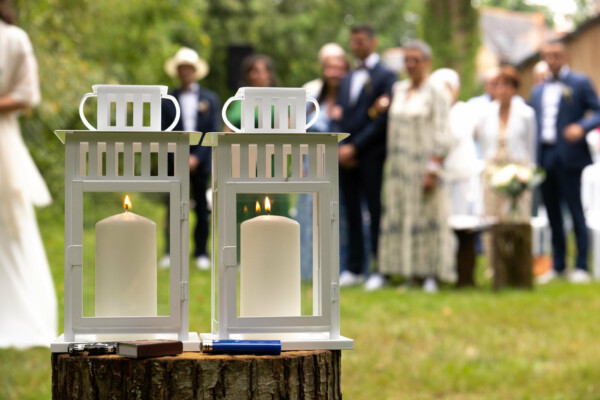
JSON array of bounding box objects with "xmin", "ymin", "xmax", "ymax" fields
[
  {"xmin": 491, "ymin": 222, "xmax": 533, "ymax": 290},
  {"xmin": 52, "ymin": 350, "xmax": 341, "ymax": 400}
]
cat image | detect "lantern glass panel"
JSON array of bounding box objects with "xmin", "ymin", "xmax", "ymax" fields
[
  {"xmin": 235, "ymin": 192, "xmax": 320, "ymax": 318},
  {"xmin": 81, "ymin": 191, "xmax": 170, "ymax": 318}
]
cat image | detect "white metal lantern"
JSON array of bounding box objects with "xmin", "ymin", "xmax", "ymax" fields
[
  {"xmin": 51, "ymin": 85, "xmax": 200, "ymax": 352},
  {"xmin": 201, "ymin": 87, "xmax": 353, "ymax": 350}
]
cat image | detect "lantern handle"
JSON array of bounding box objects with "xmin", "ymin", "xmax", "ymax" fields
[
  {"xmin": 306, "ymin": 96, "xmax": 320, "ymax": 130},
  {"xmin": 163, "ymin": 94, "xmax": 181, "ymax": 131},
  {"xmin": 79, "ymin": 92, "xmax": 97, "ymax": 130},
  {"xmin": 222, "ymin": 96, "xmax": 243, "ymax": 133}
]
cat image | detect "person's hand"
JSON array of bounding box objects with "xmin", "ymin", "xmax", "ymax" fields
[
  {"xmin": 189, "ymin": 155, "xmax": 199, "ymax": 172},
  {"xmin": 563, "ymin": 123, "xmax": 585, "ymax": 142},
  {"xmin": 368, "ymin": 94, "xmax": 391, "ymax": 119},
  {"xmin": 422, "ymin": 172, "xmax": 437, "ymax": 193},
  {"xmin": 329, "ymin": 105, "xmax": 343, "ymax": 121},
  {"xmin": 373, "ymin": 94, "xmax": 391, "ymax": 114},
  {"xmin": 338, "ymin": 144, "xmax": 358, "ymax": 169}
]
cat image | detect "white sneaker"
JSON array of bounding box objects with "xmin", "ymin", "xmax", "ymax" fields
[
  {"xmin": 569, "ymin": 269, "xmax": 591, "ymax": 284},
  {"xmin": 423, "ymin": 277, "xmax": 438, "ymax": 293},
  {"xmin": 196, "ymin": 255, "xmax": 210, "ymax": 270},
  {"xmin": 365, "ymin": 274, "xmax": 385, "ymax": 291},
  {"xmin": 536, "ymin": 269, "xmax": 557, "ymax": 285},
  {"xmin": 159, "ymin": 255, "xmax": 170, "ymax": 269},
  {"xmin": 339, "ymin": 271, "xmax": 364, "ymax": 287}
]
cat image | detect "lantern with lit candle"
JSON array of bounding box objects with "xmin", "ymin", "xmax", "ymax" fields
[
  {"xmin": 201, "ymin": 87, "xmax": 353, "ymax": 350},
  {"xmin": 51, "ymin": 85, "xmax": 201, "ymax": 352}
]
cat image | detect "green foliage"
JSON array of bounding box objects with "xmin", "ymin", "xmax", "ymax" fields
[
  {"xmin": 571, "ymin": 0, "xmax": 598, "ymax": 26},
  {"xmin": 15, "ymin": 0, "xmax": 209, "ymax": 206},
  {"xmin": 422, "ymin": 0, "xmax": 480, "ymax": 101},
  {"xmin": 203, "ymin": 0, "xmax": 421, "ymax": 99}
]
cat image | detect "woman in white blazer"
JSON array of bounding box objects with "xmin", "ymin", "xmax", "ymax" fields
[
  {"xmin": 476, "ymin": 66, "xmax": 536, "ymax": 219},
  {"xmin": 476, "ymin": 66, "xmax": 536, "ymax": 271}
]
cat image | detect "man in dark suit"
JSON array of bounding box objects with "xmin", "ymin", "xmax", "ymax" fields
[
  {"xmin": 530, "ymin": 40, "xmax": 600, "ymax": 284},
  {"xmin": 161, "ymin": 47, "xmax": 221, "ymax": 270},
  {"xmin": 333, "ymin": 25, "xmax": 397, "ymax": 286}
]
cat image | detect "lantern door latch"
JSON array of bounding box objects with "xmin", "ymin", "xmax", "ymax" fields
[
  {"xmin": 180, "ymin": 201, "xmax": 189, "ymax": 221},
  {"xmin": 330, "ymin": 201, "xmax": 338, "ymax": 221},
  {"xmin": 67, "ymin": 245, "xmax": 83, "ymax": 267},
  {"xmin": 180, "ymin": 281, "xmax": 188, "ymax": 301},
  {"xmin": 222, "ymin": 246, "xmax": 237, "ymax": 267},
  {"xmin": 331, "ymin": 283, "xmax": 339, "ymax": 303}
]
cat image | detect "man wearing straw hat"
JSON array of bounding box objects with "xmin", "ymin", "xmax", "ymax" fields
[{"xmin": 161, "ymin": 47, "xmax": 220, "ymax": 270}]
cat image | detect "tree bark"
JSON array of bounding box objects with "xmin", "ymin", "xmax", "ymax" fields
[
  {"xmin": 52, "ymin": 350, "xmax": 341, "ymax": 400},
  {"xmin": 491, "ymin": 222, "xmax": 533, "ymax": 290}
]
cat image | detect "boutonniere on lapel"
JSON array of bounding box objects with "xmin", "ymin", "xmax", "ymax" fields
[
  {"xmin": 198, "ymin": 99, "xmax": 210, "ymax": 114},
  {"xmin": 364, "ymin": 77, "xmax": 373, "ymax": 95},
  {"xmin": 561, "ymin": 84, "xmax": 573, "ymax": 103}
]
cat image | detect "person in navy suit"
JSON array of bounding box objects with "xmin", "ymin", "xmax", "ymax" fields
[
  {"xmin": 530, "ymin": 40, "xmax": 600, "ymax": 284},
  {"xmin": 333, "ymin": 25, "xmax": 397, "ymax": 286},
  {"xmin": 161, "ymin": 47, "xmax": 221, "ymax": 270}
]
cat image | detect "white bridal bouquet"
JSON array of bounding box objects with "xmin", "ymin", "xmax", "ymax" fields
[{"xmin": 490, "ymin": 164, "xmax": 545, "ymax": 218}]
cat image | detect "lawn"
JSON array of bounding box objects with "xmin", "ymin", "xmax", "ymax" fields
[{"xmin": 1, "ymin": 202, "xmax": 600, "ymax": 400}]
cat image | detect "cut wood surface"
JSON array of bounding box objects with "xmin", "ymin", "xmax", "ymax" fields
[
  {"xmin": 491, "ymin": 222, "xmax": 533, "ymax": 290},
  {"xmin": 52, "ymin": 349, "xmax": 341, "ymax": 400}
]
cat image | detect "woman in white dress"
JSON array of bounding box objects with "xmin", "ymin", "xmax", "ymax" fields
[
  {"xmin": 377, "ymin": 40, "xmax": 455, "ymax": 291},
  {"xmin": 430, "ymin": 68, "xmax": 483, "ymax": 287},
  {"xmin": 0, "ymin": 1, "xmax": 57, "ymax": 348},
  {"xmin": 429, "ymin": 68, "xmax": 481, "ymax": 217}
]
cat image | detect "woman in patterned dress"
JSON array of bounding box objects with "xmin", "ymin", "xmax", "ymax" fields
[{"xmin": 375, "ymin": 40, "xmax": 454, "ymax": 291}]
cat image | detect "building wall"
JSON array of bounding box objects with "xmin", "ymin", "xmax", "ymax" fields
[{"xmin": 567, "ymin": 22, "xmax": 600, "ymax": 90}]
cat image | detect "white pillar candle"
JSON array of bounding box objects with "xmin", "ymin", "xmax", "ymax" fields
[
  {"xmin": 95, "ymin": 197, "xmax": 157, "ymax": 317},
  {"xmin": 240, "ymin": 206, "xmax": 301, "ymax": 317}
]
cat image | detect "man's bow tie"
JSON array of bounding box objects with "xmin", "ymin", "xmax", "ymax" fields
[{"xmin": 548, "ymin": 75, "xmax": 561, "ymax": 83}]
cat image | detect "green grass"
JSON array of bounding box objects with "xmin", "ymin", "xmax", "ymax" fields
[
  {"xmin": 1, "ymin": 202, "xmax": 600, "ymax": 399},
  {"xmin": 341, "ymin": 284, "xmax": 600, "ymax": 399}
]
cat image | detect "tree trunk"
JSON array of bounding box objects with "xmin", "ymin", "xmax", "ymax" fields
[
  {"xmin": 52, "ymin": 350, "xmax": 342, "ymax": 400},
  {"xmin": 491, "ymin": 222, "xmax": 533, "ymax": 290}
]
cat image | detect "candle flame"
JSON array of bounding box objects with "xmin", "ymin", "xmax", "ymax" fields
[
  {"xmin": 255, "ymin": 201, "xmax": 261, "ymax": 213},
  {"xmin": 244, "ymin": 205, "xmax": 248, "ymax": 214},
  {"xmin": 124, "ymin": 195, "xmax": 132, "ymax": 211},
  {"xmin": 265, "ymin": 196, "xmax": 271, "ymax": 214}
]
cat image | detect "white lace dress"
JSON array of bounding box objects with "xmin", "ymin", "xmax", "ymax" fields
[{"xmin": 0, "ymin": 20, "xmax": 57, "ymax": 348}]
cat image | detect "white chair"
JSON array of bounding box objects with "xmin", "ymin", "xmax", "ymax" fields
[
  {"xmin": 586, "ymin": 130, "xmax": 600, "ymax": 163},
  {"xmin": 582, "ymin": 162, "xmax": 600, "ymax": 280}
]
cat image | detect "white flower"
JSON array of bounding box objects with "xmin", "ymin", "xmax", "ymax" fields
[
  {"xmin": 516, "ymin": 166, "xmax": 532, "ymax": 183},
  {"xmin": 491, "ymin": 164, "xmax": 518, "ymax": 188}
]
